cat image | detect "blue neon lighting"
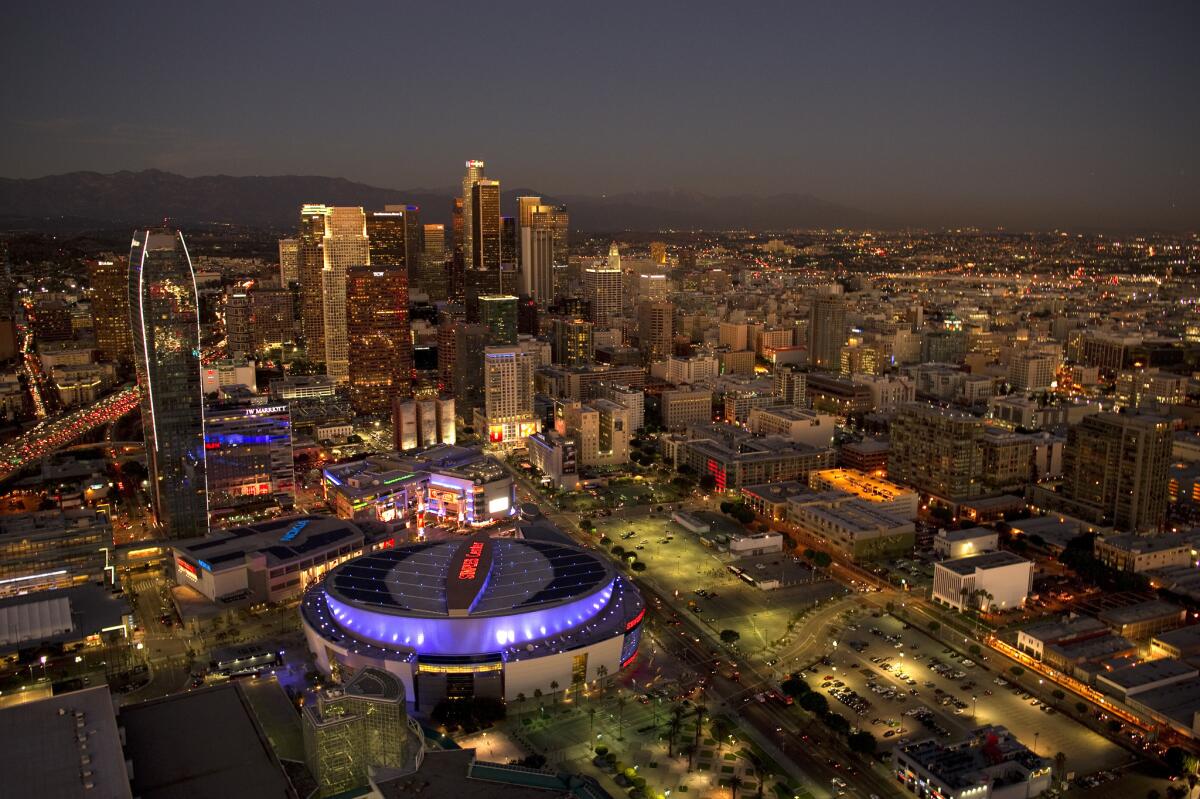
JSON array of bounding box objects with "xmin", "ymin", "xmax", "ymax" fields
[
  {"xmin": 197, "ymin": 560, "xmax": 212, "ymax": 571},
  {"xmin": 281, "ymin": 520, "xmax": 311, "ymax": 542}
]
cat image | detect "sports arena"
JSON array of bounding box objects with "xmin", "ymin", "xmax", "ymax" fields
[{"xmin": 302, "ymin": 533, "xmax": 644, "ymax": 711}]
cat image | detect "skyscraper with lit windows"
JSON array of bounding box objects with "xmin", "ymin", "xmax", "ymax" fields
[
  {"xmin": 321, "ymin": 207, "xmax": 369, "ymax": 383},
  {"xmin": 347, "ymin": 264, "xmax": 413, "ymax": 414},
  {"xmin": 128, "ymin": 228, "xmax": 207, "ymax": 538},
  {"xmin": 461, "ymin": 159, "xmax": 485, "ymax": 267}
]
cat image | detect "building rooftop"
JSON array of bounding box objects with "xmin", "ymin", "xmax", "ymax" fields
[
  {"xmin": 810, "ymin": 468, "xmax": 914, "ymax": 502},
  {"xmin": 1096, "ymin": 533, "xmax": 1192, "ymax": 555},
  {"xmin": 1152, "ymin": 625, "xmax": 1200, "ymax": 652},
  {"xmin": 174, "ymin": 514, "xmax": 367, "ymax": 572},
  {"xmin": 120, "ymin": 683, "xmax": 296, "ymax": 799},
  {"xmin": 1097, "ymin": 599, "xmax": 1184, "ymax": 627},
  {"xmin": 1045, "ymin": 633, "xmax": 1136, "ymax": 664},
  {"xmin": 937, "ymin": 550, "xmax": 1030, "ymax": 575},
  {"xmin": 936, "ymin": 526, "xmax": 996, "ymax": 543},
  {"xmin": 0, "ymin": 686, "xmax": 131, "ymax": 799},
  {"xmin": 0, "ymin": 584, "xmax": 130, "ymax": 654},
  {"xmin": 1098, "ymin": 658, "xmax": 1198, "ymax": 690},
  {"xmin": 1019, "ymin": 614, "xmax": 1108, "ymax": 644}
]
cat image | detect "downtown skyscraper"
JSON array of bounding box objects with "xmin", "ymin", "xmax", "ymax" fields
[
  {"xmin": 583, "ymin": 243, "xmax": 623, "ymax": 327},
  {"xmin": 347, "ymin": 264, "xmax": 413, "ymax": 414},
  {"xmin": 87, "ymin": 256, "xmax": 133, "ymax": 365},
  {"xmin": 129, "ymin": 229, "xmax": 207, "ymax": 538},
  {"xmin": 320, "ymin": 206, "xmax": 369, "ymax": 383},
  {"xmin": 808, "ymin": 294, "xmax": 848, "ymax": 371},
  {"xmin": 461, "ymin": 159, "xmax": 485, "ymax": 267}
]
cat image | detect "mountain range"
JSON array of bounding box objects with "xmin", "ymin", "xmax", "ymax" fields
[{"xmin": 0, "ymin": 169, "xmax": 886, "ymax": 232}]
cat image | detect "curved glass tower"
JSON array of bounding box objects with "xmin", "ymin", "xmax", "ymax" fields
[{"xmin": 129, "ymin": 229, "xmax": 208, "ymax": 538}]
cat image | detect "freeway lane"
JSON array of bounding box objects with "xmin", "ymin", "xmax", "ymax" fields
[{"xmin": 0, "ymin": 384, "xmax": 140, "ymax": 482}]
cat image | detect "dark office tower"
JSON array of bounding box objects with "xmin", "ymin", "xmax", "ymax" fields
[
  {"xmin": 452, "ymin": 323, "xmax": 491, "ymax": 416},
  {"xmin": 418, "ymin": 223, "xmax": 447, "ymax": 300},
  {"xmin": 501, "ymin": 216, "xmax": 517, "ymax": 268},
  {"xmin": 128, "ymin": 229, "xmax": 207, "ymax": 538},
  {"xmin": 478, "ymin": 294, "xmax": 518, "ymax": 345},
  {"xmin": 347, "ymin": 264, "xmax": 413, "ymax": 414},
  {"xmin": 450, "ymin": 197, "xmax": 466, "ymax": 301},
  {"xmin": 87, "ymin": 257, "xmax": 133, "ymax": 364},
  {"xmin": 366, "ymin": 210, "xmax": 406, "ymax": 267},
  {"xmin": 297, "ymin": 204, "xmax": 331, "ymax": 362},
  {"xmin": 1061, "ymin": 412, "xmax": 1172, "ymax": 533},
  {"xmin": 526, "ymin": 225, "xmax": 556, "ymax": 304},
  {"xmin": 464, "ymin": 268, "xmax": 501, "ymax": 323},
  {"xmin": 383, "ymin": 204, "xmax": 423, "ymax": 270},
  {"xmin": 461, "ymin": 159, "xmax": 485, "ymax": 267},
  {"xmin": 471, "ymin": 179, "xmax": 502, "ymax": 274},
  {"xmin": 808, "ymin": 295, "xmax": 848, "ymax": 371},
  {"xmin": 436, "ymin": 320, "xmax": 456, "ymax": 392},
  {"xmin": 551, "ymin": 318, "xmax": 594, "ymax": 367},
  {"xmin": 517, "ymin": 296, "xmax": 539, "ymax": 337},
  {"xmin": 637, "ymin": 300, "xmax": 674, "ymax": 364}
]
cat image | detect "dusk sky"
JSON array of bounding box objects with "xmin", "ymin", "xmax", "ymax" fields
[{"xmin": 4, "ymin": 1, "xmax": 1198, "ymax": 229}]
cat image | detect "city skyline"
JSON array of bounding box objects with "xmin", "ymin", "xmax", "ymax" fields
[{"xmin": 3, "ymin": 2, "xmax": 1198, "ymax": 231}]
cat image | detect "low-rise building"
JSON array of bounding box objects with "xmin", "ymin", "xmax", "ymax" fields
[
  {"xmin": 1150, "ymin": 625, "xmax": 1200, "ymax": 662},
  {"xmin": 0, "ymin": 508, "xmax": 114, "ymax": 596},
  {"xmin": 932, "ymin": 527, "xmax": 998, "ymax": 559},
  {"xmin": 808, "ymin": 468, "xmax": 919, "ymax": 519},
  {"xmin": 931, "ymin": 551, "xmax": 1033, "ymax": 613},
  {"xmin": 747, "ymin": 406, "xmax": 836, "ymax": 448},
  {"xmin": 728, "ymin": 531, "xmax": 784, "ymax": 557},
  {"xmin": 1097, "ymin": 599, "xmax": 1186, "ymax": 642},
  {"xmin": 679, "ymin": 425, "xmax": 835, "ymax": 491},
  {"xmin": 740, "ymin": 480, "xmax": 810, "ymax": 521},
  {"xmin": 893, "ymin": 725, "xmax": 1051, "ymax": 799},
  {"xmin": 790, "ymin": 495, "xmax": 915, "ymax": 562},
  {"xmin": 1093, "ymin": 534, "xmax": 1195, "ymax": 573},
  {"xmin": 1096, "ymin": 658, "xmax": 1198, "ymax": 703}
]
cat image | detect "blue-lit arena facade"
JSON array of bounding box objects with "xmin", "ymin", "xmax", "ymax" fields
[{"xmin": 302, "ymin": 536, "xmax": 644, "ymax": 711}]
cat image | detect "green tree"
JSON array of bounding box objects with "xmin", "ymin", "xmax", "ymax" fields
[
  {"xmin": 799, "ymin": 692, "xmax": 828, "ymax": 714},
  {"xmin": 1051, "ymin": 689, "xmax": 1065, "ymax": 707},
  {"xmin": 1009, "ymin": 666, "xmax": 1024, "ymax": 677},
  {"xmin": 848, "ymin": 730, "xmax": 877, "ymax": 755},
  {"xmin": 928, "ymin": 621, "xmax": 941, "ymax": 634},
  {"xmin": 729, "ymin": 774, "xmax": 744, "ymax": 799},
  {"xmin": 1053, "ymin": 751, "xmax": 1067, "ymax": 782},
  {"xmin": 698, "ymin": 474, "xmax": 717, "ymax": 492},
  {"xmin": 550, "ymin": 679, "xmax": 560, "ymax": 708},
  {"xmin": 812, "ymin": 551, "xmax": 832, "ymax": 569},
  {"xmin": 720, "ymin": 629, "xmax": 741, "ymax": 644},
  {"xmin": 1074, "ymin": 701, "xmax": 1088, "ymax": 715}
]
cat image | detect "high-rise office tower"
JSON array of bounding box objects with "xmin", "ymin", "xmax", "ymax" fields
[
  {"xmin": 889, "ymin": 402, "xmax": 985, "ymax": 501},
  {"xmin": 1061, "ymin": 412, "xmax": 1172, "ymax": 532},
  {"xmin": 461, "ymin": 159, "xmax": 485, "ymax": 267},
  {"xmin": 534, "ymin": 204, "xmax": 570, "ymax": 269},
  {"xmin": 297, "ymin": 204, "xmax": 331, "ymax": 361},
  {"xmin": 366, "ymin": 210, "xmax": 406, "ymax": 267},
  {"xmin": 482, "ymin": 345, "xmax": 537, "ymax": 447},
  {"xmin": 450, "ymin": 197, "xmax": 465, "ymax": 298},
  {"xmin": 551, "ymin": 318, "xmax": 594, "ymax": 367},
  {"xmin": 478, "ymin": 294, "xmax": 518, "ymax": 345},
  {"xmin": 637, "ymin": 300, "xmax": 674, "ymax": 364},
  {"xmin": 419, "ymin": 223, "xmax": 447, "ymax": 300},
  {"xmin": 526, "ymin": 227, "xmax": 556, "ymax": 303},
  {"xmin": 583, "ymin": 246, "xmax": 623, "ymax": 328},
  {"xmin": 517, "ymin": 195, "xmax": 541, "ymax": 274},
  {"xmin": 346, "ymin": 264, "xmax": 413, "ymax": 414},
  {"xmin": 808, "ymin": 295, "xmax": 848, "ymax": 371},
  {"xmin": 225, "ymin": 290, "xmax": 253, "ymax": 356},
  {"xmin": 383, "ymin": 204, "xmax": 423, "ymax": 271},
  {"xmin": 321, "ymin": 207, "xmax": 369, "ymax": 383},
  {"xmin": 129, "ymin": 229, "xmax": 207, "ymax": 538},
  {"xmin": 501, "ymin": 216, "xmax": 517, "ymax": 268},
  {"xmin": 452, "ymin": 323, "xmax": 491, "ymax": 415},
  {"xmin": 636, "ymin": 273, "xmax": 669, "ymax": 304},
  {"xmin": 471, "ymin": 179, "xmax": 501, "ymax": 272},
  {"xmin": 87, "ymin": 257, "xmax": 132, "ymax": 364},
  {"xmin": 279, "ymin": 238, "xmax": 299, "ymax": 285}
]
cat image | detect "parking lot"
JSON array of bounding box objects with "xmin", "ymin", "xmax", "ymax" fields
[
  {"xmin": 594, "ymin": 512, "xmax": 843, "ymax": 666},
  {"xmin": 807, "ymin": 607, "xmax": 1132, "ymax": 777}
]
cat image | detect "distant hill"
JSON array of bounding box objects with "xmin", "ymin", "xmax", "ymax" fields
[{"xmin": 0, "ymin": 169, "xmax": 885, "ymax": 231}]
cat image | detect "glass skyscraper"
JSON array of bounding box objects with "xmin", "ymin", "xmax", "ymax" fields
[{"xmin": 129, "ymin": 229, "xmax": 208, "ymax": 538}]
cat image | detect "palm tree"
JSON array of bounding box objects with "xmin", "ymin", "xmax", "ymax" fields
[
  {"xmin": 729, "ymin": 774, "xmax": 744, "ymax": 799},
  {"xmin": 595, "ymin": 664, "xmax": 609, "ymax": 695},
  {"xmin": 550, "ymin": 679, "xmax": 560, "ymax": 709},
  {"xmin": 1053, "ymin": 751, "xmax": 1067, "ymax": 783},
  {"xmin": 588, "ymin": 706, "xmax": 597, "ymax": 751},
  {"xmin": 534, "ymin": 688, "xmax": 544, "ymax": 717},
  {"xmin": 616, "ymin": 693, "xmax": 628, "ymax": 741},
  {"xmin": 667, "ymin": 705, "xmax": 686, "ymax": 756},
  {"xmin": 711, "ymin": 716, "xmax": 732, "ymax": 753},
  {"xmin": 693, "ymin": 703, "xmax": 707, "ymax": 748},
  {"xmin": 516, "ymin": 691, "xmax": 527, "ymax": 717},
  {"xmin": 685, "ymin": 742, "xmax": 697, "ymax": 772}
]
